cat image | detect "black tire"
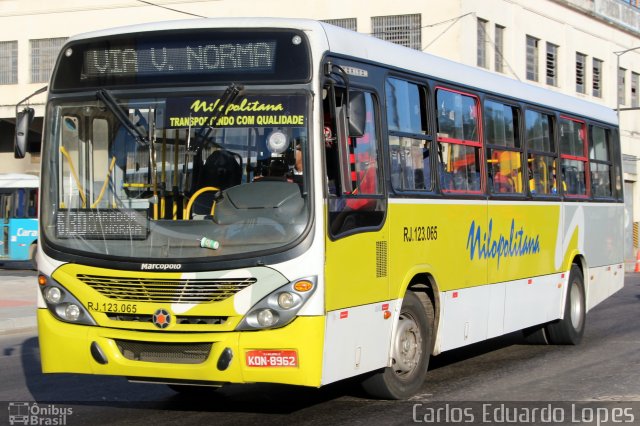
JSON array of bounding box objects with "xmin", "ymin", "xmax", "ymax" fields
[
  {"xmin": 522, "ymin": 325, "xmax": 549, "ymax": 345},
  {"xmin": 28, "ymin": 243, "xmax": 37, "ymax": 270},
  {"xmin": 545, "ymin": 264, "xmax": 586, "ymax": 345},
  {"xmin": 360, "ymin": 291, "xmax": 432, "ymax": 399}
]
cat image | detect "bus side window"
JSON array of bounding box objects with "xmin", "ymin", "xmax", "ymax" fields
[
  {"xmin": 323, "ymin": 87, "xmax": 384, "ymax": 237},
  {"xmin": 589, "ymin": 126, "xmax": 613, "ymax": 198},
  {"xmin": 485, "ymin": 100, "xmax": 523, "ymax": 195},
  {"xmin": 27, "ymin": 189, "xmax": 37, "ymax": 218},
  {"xmin": 525, "ymin": 109, "xmax": 557, "ymax": 196},
  {"xmin": 559, "ymin": 116, "xmax": 588, "ymax": 197},
  {"xmin": 436, "ymin": 88, "xmax": 482, "ymax": 194},
  {"xmin": 385, "ymin": 77, "xmax": 431, "ymax": 192}
]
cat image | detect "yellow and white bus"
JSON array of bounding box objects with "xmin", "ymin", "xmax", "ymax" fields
[{"xmin": 17, "ymin": 18, "xmax": 624, "ymax": 399}]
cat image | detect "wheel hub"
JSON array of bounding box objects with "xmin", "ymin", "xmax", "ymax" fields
[{"xmin": 392, "ymin": 313, "xmax": 423, "ymax": 376}]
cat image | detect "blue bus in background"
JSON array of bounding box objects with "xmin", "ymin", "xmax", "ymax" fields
[{"xmin": 0, "ymin": 173, "xmax": 38, "ymax": 269}]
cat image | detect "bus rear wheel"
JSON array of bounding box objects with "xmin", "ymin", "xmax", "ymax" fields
[
  {"xmin": 360, "ymin": 291, "xmax": 431, "ymax": 399},
  {"xmin": 545, "ymin": 264, "xmax": 586, "ymax": 345}
]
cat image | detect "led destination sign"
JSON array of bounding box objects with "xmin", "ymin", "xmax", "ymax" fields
[
  {"xmin": 51, "ymin": 30, "xmax": 310, "ymax": 91},
  {"xmin": 83, "ymin": 41, "xmax": 276, "ymax": 77}
]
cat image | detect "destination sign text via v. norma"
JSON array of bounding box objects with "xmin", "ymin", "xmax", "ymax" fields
[{"xmin": 83, "ymin": 41, "xmax": 276, "ymax": 77}]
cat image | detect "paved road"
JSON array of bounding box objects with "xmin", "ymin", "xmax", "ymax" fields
[
  {"xmin": 0, "ymin": 272, "xmax": 638, "ymax": 425},
  {"xmin": 0, "ymin": 270, "xmax": 37, "ymax": 334}
]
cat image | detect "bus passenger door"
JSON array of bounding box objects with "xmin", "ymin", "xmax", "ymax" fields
[
  {"xmin": 323, "ymin": 87, "xmax": 388, "ymax": 309},
  {"xmin": 321, "ymin": 85, "xmax": 393, "ymax": 383}
]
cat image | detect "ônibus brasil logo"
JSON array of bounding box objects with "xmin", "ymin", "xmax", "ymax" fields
[{"xmin": 140, "ymin": 263, "xmax": 182, "ymax": 271}]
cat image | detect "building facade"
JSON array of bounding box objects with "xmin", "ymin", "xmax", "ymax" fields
[{"xmin": 0, "ymin": 0, "xmax": 638, "ymax": 262}]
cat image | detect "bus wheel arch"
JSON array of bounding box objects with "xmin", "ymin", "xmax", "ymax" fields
[
  {"xmin": 360, "ymin": 283, "xmax": 435, "ymax": 399},
  {"xmin": 407, "ymin": 274, "xmax": 439, "ymax": 353},
  {"xmin": 545, "ymin": 261, "xmax": 586, "ymax": 345}
]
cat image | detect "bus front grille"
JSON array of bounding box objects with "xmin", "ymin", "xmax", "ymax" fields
[
  {"xmin": 115, "ymin": 340, "xmax": 212, "ymax": 364},
  {"xmin": 105, "ymin": 312, "xmax": 228, "ymax": 325},
  {"xmin": 78, "ymin": 274, "xmax": 256, "ymax": 303}
]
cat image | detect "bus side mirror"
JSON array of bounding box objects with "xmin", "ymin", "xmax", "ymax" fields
[
  {"xmin": 15, "ymin": 107, "xmax": 35, "ymax": 159},
  {"xmin": 348, "ymin": 91, "xmax": 366, "ymax": 138}
]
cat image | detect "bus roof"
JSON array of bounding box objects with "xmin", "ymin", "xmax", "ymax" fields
[
  {"xmin": 68, "ymin": 17, "xmax": 617, "ymax": 126},
  {"xmin": 0, "ymin": 173, "xmax": 39, "ymax": 188}
]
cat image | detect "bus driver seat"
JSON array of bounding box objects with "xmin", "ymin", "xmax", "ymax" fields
[{"xmin": 191, "ymin": 149, "xmax": 242, "ymax": 215}]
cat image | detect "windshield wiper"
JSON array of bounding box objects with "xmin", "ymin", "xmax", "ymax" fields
[
  {"xmin": 96, "ymin": 89, "xmax": 149, "ymax": 146},
  {"xmin": 192, "ymin": 82, "xmax": 244, "ymax": 151}
]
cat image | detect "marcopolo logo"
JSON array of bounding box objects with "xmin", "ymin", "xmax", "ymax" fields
[
  {"xmin": 7, "ymin": 402, "xmax": 73, "ymax": 425},
  {"xmin": 152, "ymin": 309, "xmax": 172, "ymax": 329},
  {"xmin": 140, "ymin": 263, "xmax": 182, "ymax": 271}
]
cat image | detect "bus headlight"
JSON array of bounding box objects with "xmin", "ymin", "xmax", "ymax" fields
[
  {"xmin": 39, "ymin": 274, "xmax": 96, "ymax": 326},
  {"xmin": 64, "ymin": 304, "xmax": 81, "ymax": 321},
  {"xmin": 44, "ymin": 286, "xmax": 63, "ymax": 304},
  {"xmin": 257, "ymin": 309, "xmax": 278, "ymax": 327},
  {"xmin": 277, "ymin": 292, "xmax": 296, "ymax": 309},
  {"xmin": 236, "ymin": 276, "xmax": 317, "ymax": 331}
]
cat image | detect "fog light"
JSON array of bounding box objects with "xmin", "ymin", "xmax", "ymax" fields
[
  {"xmin": 64, "ymin": 304, "xmax": 81, "ymax": 321},
  {"xmin": 277, "ymin": 292, "xmax": 295, "ymax": 309},
  {"xmin": 256, "ymin": 309, "xmax": 278, "ymax": 327},
  {"xmin": 44, "ymin": 287, "xmax": 62, "ymax": 304}
]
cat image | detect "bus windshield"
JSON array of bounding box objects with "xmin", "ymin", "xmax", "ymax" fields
[{"xmin": 40, "ymin": 90, "xmax": 310, "ymax": 262}]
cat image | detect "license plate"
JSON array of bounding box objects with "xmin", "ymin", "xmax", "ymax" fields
[{"xmin": 245, "ymin": 350, "xmax": 298, "ymax": 367}]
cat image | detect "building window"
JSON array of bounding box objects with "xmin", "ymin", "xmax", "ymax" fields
[
  {"xmin": 592, "ymin": 58, "xmax": 603, "ymax": 98},
  {"xmin": 576, "ymin": 52, "xmax": 586, "ymax": 94},
  {"xmin": 321, "ymin": 18, "xmax": 357, "ymax": 31},
  {"xmin": 0, "ymin": 41, "xmax": 18, "ymax": 84},
  {"xmin": 495, "ymin": 25, "xmax": 505, "ymax": 73},
  {"xmin": 31, "ymin": 37, "xmax": 67, "ymax": 83},
  {"xmin": 632, "ymin": 72, "xmax": 639, "ymax": 108},
  {"xmin": 526, "ymin": 35, "xmax": 539, "ymax": 82},
  {"xmin": 477, "ymin": 18, "xmax": 488, "ymax": 69},
  {"xmin": 372, "ymin": 14, "xmax": 421, "ymax": 50},
  {"xmin": 546, "ymin": 43, "xmax": 558, "ymax": 86},
  {"xmin": 618, "ymin": 67, "xmax": 626, "ymax": 106}
]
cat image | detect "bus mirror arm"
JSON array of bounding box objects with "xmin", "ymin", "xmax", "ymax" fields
[{"xmin": 14, "ymin": 85, "xmax": 47, "ymax": 159}]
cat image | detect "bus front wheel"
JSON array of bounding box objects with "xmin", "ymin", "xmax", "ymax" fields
[
  {"xmin": 29, "ymin": 243, "xmax": 37, "ymax": 270},
  {"xmin": 361, "ymin": 291, "xmax": 431, "ymax": 399},
  {"xmin": 545, "ymin": 264, "xmax": 586, "ymax": 345}
]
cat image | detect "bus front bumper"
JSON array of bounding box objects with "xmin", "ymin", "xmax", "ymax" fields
[{"xmin": 37, "ymin": 309, "xmax": 324, "ymax": 387}]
